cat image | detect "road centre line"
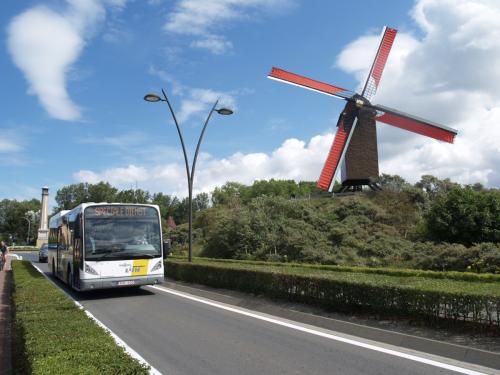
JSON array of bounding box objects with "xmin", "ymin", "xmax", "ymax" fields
[
  {"xmin": 148, "ymin": 285, "xmax": 490, "ymax": 375},
  {"xmin": 30, "ymin": 263, "xmax": 161, "ymax": 375}
]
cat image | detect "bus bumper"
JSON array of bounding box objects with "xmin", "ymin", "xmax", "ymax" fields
[{"xmin": 78, "ymin": 275, "xmax": 164, "ymax": 291}]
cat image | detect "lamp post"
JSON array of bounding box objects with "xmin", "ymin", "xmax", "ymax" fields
[
  {"xmin": 144, "ymin": 89, "xmax": 233, "ymax": 262},
  {"xmin": 23, "ymin": 217, "xmax": 31, "ymax": 244}
]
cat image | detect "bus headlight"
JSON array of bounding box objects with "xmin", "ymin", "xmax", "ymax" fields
[
  {"xmin": 151, "ymin": 260, "xmax": 163, "ymax": 272},
  {"xmin": 85, "ymin": 264, "xmax": 99, "ymax": 275}
]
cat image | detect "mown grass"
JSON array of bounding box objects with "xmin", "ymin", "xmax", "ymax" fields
[{"xmin": 11, "ymin": 261, "xmax": 149, "ymax": 375}]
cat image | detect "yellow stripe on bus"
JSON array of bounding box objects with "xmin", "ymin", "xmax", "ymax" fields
[{"xmin": 132, "ymin": 259, "xmax": 149, "ymax": 276}]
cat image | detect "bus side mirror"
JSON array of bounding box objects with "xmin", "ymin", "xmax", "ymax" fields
[{"xmin": 163, "ymin": 240, "xmax": 171, "ymax": 258}]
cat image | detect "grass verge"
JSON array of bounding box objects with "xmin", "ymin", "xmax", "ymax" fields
[
  {"xmin": 11, "ymin": 261, "xmax": 149, "ymax": 374},
  {"xmin": 166, "ymin": 257, "xmax": 500, "ymax": 329}
]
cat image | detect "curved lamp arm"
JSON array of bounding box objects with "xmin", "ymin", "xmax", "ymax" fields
[
  {"xmin": 161, "ymin": 89, "xmax": 192, "ymax": 190},
  {"xmin": 191, "ymin": 99, "xmax": 219, "ymax": 184}
]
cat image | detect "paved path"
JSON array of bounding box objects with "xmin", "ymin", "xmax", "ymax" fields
[{"xmin": 0, "ymin": 255, "xmax": 13, "ymax": 375}]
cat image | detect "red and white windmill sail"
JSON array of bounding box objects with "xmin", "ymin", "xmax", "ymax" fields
[{"xmin": 268, "ymin": 26, "xmax": 457, "ymax": 192}]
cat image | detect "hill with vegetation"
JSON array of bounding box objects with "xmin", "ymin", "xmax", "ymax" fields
[{"xmin": 2, "ymin": 175, "xmax": 498, "ymax": 273}]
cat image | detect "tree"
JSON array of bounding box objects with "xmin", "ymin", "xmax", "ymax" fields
[
  {"xmin": 54, "ymin": 182, "xmax": 118, "ymax": 210},
  {"xmin": 152, "ymin": 193, "xmax": 178, "ymax": 220},
  {"xmin": 375, "ymin": 174, "xmax": 410, "ymax": 192},
  {"xmin": 415, "ymin": 175, "xmax": 459, "ymax": 201},
  {"xmin": 115, "ymin": 189, "xmax": 150, "ymax": 203},
  {"xmin": 211, "ymin": 182, "xmax": 245, "ymax": 206},
  {"xmin": 424, "ymin": 187, "xmax": 500, "ymax": 245},
  {"xmin": 193, "ymin": 192, "xmax": 210, "ymax": 212},
  {"xmin": 0, "ymin": 198, "xmax": 41, "ymax": 244},
  {"xmin": 87, "ymin": 182, "xmax": 118, "ymax": 203}
]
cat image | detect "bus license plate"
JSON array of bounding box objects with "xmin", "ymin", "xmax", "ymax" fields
[{"xmin": 117, "ymin": 280, "xmax": 135, "ymax": 286}]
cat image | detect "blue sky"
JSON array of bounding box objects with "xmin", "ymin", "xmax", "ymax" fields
[{"xmin": 1, "ymin": 0, "xmax": 499, "ymax": 204}]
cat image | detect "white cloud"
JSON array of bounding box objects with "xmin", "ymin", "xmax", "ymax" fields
[
  {"xmin": 7, "ymin": 1, "xmax": 105, "ymax": 121},
  {"xmin": 74, "ymin": 165, "xmax": 149, "ymax": 186},
  {"xmin": 164, "ymin": 0, "xmax": 295, "ymax": 54},
  {"xmin": 73, "ymin": 133, "xmax": 333, "ymax": 197},
  {"xmin": 190, "ymin": 36, "xmax": 233, "ymax": 55},
  {"xmin": 0, "ymin": 138, "xmax": 22, "ymax": 153},
  {"xmin": 336, "ymin": 0, "xmax": 500, "ymax": 187}
]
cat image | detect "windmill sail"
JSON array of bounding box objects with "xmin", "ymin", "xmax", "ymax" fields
[
  {"xmin": 372, "ymin": 104, "xmax": 457, "ymax": 143},
  {"xmin": 361, "ymin": 27, "xmax": 398, "ymax": 101},
  {"xmin": 268, "ymin": 68, "xmax": 354, "ymax": 100},
  {"xmin": 317, "ymin": 114, "xmax": 357, "ymax": 190}
]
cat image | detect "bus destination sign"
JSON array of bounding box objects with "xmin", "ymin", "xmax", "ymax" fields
[{"xmin": 86, "ymin": 206, "xmax": 156, "ymax": 218}]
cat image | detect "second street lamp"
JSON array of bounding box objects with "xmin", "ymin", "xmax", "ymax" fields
[{"xmin": 144, "ymin": 89, "xmax": 233, "ymax": 262}]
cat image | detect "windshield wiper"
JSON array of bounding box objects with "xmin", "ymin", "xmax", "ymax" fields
[
  {"xmin": 92, "ymin": 250, "xmax": 123, "ymax": 261},
  {"xmin": 118, "ymin": 253, "xmax": 159, "ymax": 259}
]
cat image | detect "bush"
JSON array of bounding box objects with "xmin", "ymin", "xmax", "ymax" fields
[
  {"xmin": 424, "ymin": 187, "xmax": 500, "ymax": 245},
  {"xmin": 11, "ymin": 261, "xmax": 149, "ymax": 374},
  {"xmin": 408, "ymin": 242, "xmax": 500, "ymax": 273},
  {"xmin": 166, "ymin": 258, "xmax": 500, "ymax": 328}
]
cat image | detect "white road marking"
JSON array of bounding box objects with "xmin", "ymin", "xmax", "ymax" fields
[
  {"xmin": 149, "ymin": 285, "xmax": 491, "ymax": 375},
  {"xmin": 30, "ymin": 263, "xmax": 161, "ymax": 375}
]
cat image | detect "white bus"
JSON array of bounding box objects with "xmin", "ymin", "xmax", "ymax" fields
[{"xmin": 48, "ymin": 203, "xmax": 166, "ymax": 291}]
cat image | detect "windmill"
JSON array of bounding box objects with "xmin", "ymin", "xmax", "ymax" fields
[{"xmin": 268, "ymin": 27, "xmax": 458, "ymax": 193}]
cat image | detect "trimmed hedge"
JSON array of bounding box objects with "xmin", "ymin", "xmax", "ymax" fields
[
  {"xmin": 11, "ymin": 261, "xmax": 149, "ymax": 374},
  {"xmin": 165, "ymin": 258, "xmax": 500, "ymax": 328},
  {"xmin": 170, "ymin": 256, "xmax": 500, "ymax": 283}
]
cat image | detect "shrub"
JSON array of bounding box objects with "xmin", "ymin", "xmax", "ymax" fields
[
  {"xmin": 424, "ymin": 187, "xmax": 500, "ymax": 245},
  {"xmin": 165, "ymin": 258, "xmax": 500, "ymax": 328}
]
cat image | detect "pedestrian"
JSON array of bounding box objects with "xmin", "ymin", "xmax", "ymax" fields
[{"xmin": 0, "ymin": 240, "xmax": 8, "ymax": 271}]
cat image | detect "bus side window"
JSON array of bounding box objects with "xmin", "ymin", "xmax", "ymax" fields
[{"xmin": 73, "ymin": 214, "xmax": 82, "ymax": 239}]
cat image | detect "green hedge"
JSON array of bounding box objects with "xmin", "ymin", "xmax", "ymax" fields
[
  {"xmin": 11, "ymin": 261, "xmax": 149, "ymax": 374},
  {"xmin": 165, "ymin": 258, "xmax": 500, "ymax": 327},
  {"xmin": 170, "ymin": 256, "xmax": 500, "ymax": 283}
]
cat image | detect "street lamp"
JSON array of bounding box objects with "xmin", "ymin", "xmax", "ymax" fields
[
  {"xmin": 23, "ymin": 217, "xmax": 31, "ymax": 244},
  {"xmin": 144, "ymin": 89, "xmax": 233, "ymax": 262},
  {"xmin": 23, "ymin": 210, "xmax": 35, "ymax": 245}
]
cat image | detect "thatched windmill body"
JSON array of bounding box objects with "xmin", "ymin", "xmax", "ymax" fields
[{"xmin": 268, "ymin": 27, "xmax": 458, "ymax": 193}]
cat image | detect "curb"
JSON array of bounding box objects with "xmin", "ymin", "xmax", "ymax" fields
[{"xmin": 163, "ymin": 279, "xmax": 500, "ymax": 371}]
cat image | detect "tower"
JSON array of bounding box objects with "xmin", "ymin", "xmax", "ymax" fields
[{"xmin": 36, "ymin": 186, "xmax": 49, "ymax": 248}]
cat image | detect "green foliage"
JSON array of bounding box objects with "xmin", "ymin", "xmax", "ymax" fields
[
  {"xmin": 166, "ymin": 258, "xmax": 500, "ymax": 327},
  {"xmin": 55, "ymin": 182, "xmax": 118, "ymax": 210},
  {"xmin": 11, "ymin": 261, "xmax": 149, "ymax": 374},
  {"xmin": 0, "ymin": 198, "xmax": 40, "ymax": 245},
  {"xmin": 409, "ymin": 242, "xmax": 500, "ymax": 273},
  {"xmin": 424, "ymin": 187, "xmax": 500, "ymax": 245},
  {"xmin": 49, "ymin": 176, "xmax": 498, "ymax": 273},
  {"xmin": 115, "ymin": 188, "xmax": 151, "ymax": 203},
  {"xmin": 416, "ymin": 174, "xmax": 460, "ymax": 202},
  {"xmin": 202, "ymin": 196, "xmax": 332, "ymax": 261}
]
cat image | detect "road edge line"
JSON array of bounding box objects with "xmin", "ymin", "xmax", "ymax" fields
[
  {"xmin": 30, "ymin": 263, "xmax": 161, "ymax": 375},
  {"xmin": 149, "ymin": 284, "xmax": 491, "ymax": 375}
]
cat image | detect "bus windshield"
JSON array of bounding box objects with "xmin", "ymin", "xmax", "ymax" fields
[{"xmin": 84, "ymin": 206, "xmax": 161, "ymax": 261}]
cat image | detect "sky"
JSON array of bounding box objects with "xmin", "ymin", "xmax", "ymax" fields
[{"xmin": 1, "ymin": 0, "xmax": 499, "ymax": 205}]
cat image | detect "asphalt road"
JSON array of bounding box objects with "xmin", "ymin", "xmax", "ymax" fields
[{"xmin": 17, "ymin": 253, "xmax": 493, "ymax": 375}]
